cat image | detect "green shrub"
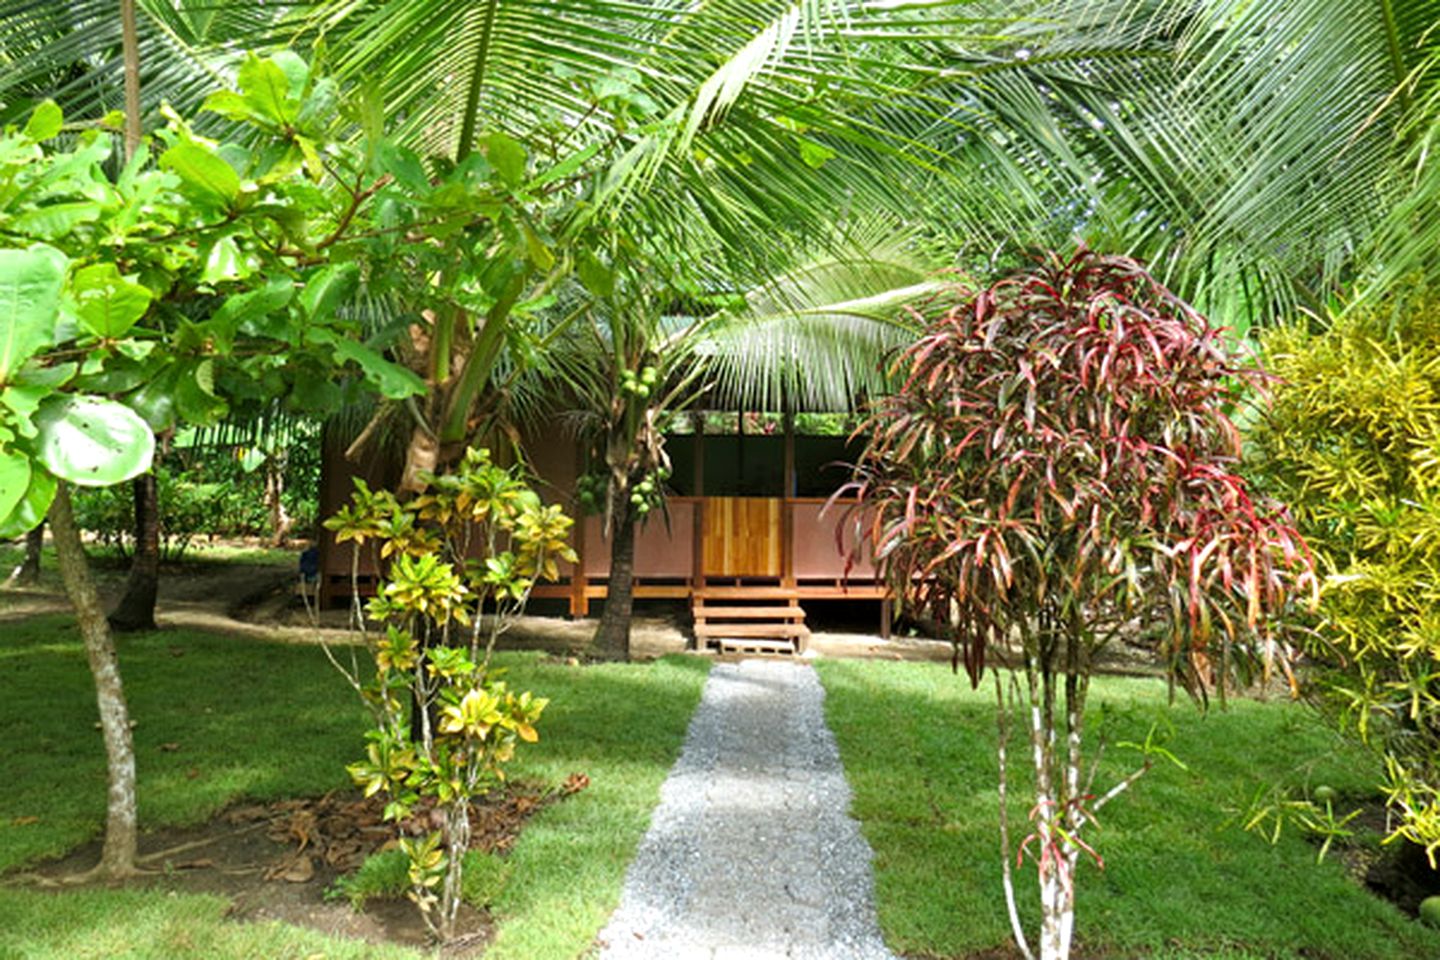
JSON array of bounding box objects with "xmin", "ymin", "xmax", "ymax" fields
[{"xmin": 1249, "ymin": 295, "xmax": 1440, "ymax": 857}]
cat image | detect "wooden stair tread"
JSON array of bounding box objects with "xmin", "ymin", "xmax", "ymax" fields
[
  {"xmin": 695, "ymin": 586, "xmax": 801, "ymax": 600},
  {"xmin": 694, "ymin": 605, "xmax": 805, "ymax": 619},
  {"xmin": 694, "ymin": 622, "xmax": 810, "ymax": 638}
]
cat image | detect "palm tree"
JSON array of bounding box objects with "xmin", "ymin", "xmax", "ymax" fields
[
  {"xmin": 534, "ymin": 224, "xmax": 939, "ymax": 659},
  {"xmin": 981, "ymin": 0, "xmax": 1440, "ymax": 323}
]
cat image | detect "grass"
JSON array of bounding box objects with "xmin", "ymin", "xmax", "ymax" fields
[
  {"xmin": 0, "ymin": 612, "xmax": 708, "ymax": 959},
  {"xmin": 815, "ymin": 659, "xmax": 1440, "ymax": 960}
]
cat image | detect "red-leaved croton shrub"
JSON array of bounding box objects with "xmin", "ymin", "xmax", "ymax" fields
[{"xmin": 839, "ymin": 249, "xmax": 1316, "ymax": 960}]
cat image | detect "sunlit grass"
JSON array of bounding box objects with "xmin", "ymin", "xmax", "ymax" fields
[
  {"xmin": 0, "ymin": 614, "xmax": 708, "ymax": 958},
  {"xmin": 817, "ymin": 659, "xmax": 1440, "ymax": 960}
]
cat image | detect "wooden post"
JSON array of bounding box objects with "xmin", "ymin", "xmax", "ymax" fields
[
  {"xmin": 569, "ymin": 443, "xmax": 588, "ymax": 617},
  {"xmin": 691, "ymin": 410, "xmax": 706, "ymax": 591},
  {"xmin": 782, "ymin": 410, "xmax": 796, "ymax": 589}
]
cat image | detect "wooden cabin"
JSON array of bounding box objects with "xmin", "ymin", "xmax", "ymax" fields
[{"xmin": 318, "ymin": 411, "xmax": 891, "ymax": 653}]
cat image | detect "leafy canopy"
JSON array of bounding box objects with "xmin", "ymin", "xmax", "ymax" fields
[{"xmin": 846, "ymin": 249, "xmax": 1316, "ymax": 693}]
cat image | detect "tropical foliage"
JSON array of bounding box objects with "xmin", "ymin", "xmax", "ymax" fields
[
  {"xmin": 843, "ymin": 249, "xmax": 1316, "ymax": 960},
  {"xmin": 325, "ymin": 446, "xmax": 574, "ymax": 942},
  {"xmin": 1248, "ymin": 295, "xmax": 1440, "ymax": 863}
]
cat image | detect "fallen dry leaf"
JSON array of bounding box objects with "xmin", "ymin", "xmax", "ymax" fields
[
  {"xmin": 11, "ymin": 816, "xmax": 39, "ymax": 826},
  {"xmin": 159, "ymin": 742, "xmax": 181, "ymax": 752}
]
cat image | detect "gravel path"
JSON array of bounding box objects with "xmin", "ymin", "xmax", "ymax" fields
[{"xmin": 596, "ymin": 659, "xmax": 896, "ymax": 960}]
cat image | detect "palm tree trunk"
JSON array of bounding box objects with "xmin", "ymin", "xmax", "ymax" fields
[
  {"xmin": 592, "ymin": 498, "xmax": 637, "ymax": 661},
  {"xmin": 119, "ymin": 0, "xmax": 142, "ymax": 157},
  {"xmin": 109, "ymin": 472, "xmax": 159, "ymax": 632},
  {"xmin": 49, "ymin": 483, "xmax": 140, "ymax": 877}
]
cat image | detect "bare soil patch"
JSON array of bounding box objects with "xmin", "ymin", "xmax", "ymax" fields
[{"xmin": 23, "ymin": 778, "xmax": 587, "ymax": 955}]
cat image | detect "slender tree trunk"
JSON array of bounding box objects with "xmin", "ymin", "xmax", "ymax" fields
[
  {"xmin": 264, "ymin": 457, "xmax": 292, "ymax": 547},
  {"xmin": 109, "ymin": 472, "xmax": 159, "ymax": 632},
  {"xmin": 109, "ymin": 0, "xmax": 159, "ymax": 632},
  {"xmin": 591, "ymin": 497, "xmax": 637, "ymax": 661},
  {"xmin": 6, "ymin": 524, "xmax": 43, "ymax": 585},
  {"xmin": 119, "ymin": 0, "xmax": 142, "ymax": 158},
  {"xmin": 49, "ymin": 483, "xmax": 140, "ymax": 877}
]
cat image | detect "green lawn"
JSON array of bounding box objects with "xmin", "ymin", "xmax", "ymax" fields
[
  {"xmin": 816, "ymin": 658, "xmax": 1440, "ymax": 960},
  {"xmin": 0, "ymin": 614, "xmax": 708, "ymax": 959}
]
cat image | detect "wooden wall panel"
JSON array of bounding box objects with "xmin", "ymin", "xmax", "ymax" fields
[{"xmin": 702, "ymin": 497, "xmax": 782, "ymax": 577}]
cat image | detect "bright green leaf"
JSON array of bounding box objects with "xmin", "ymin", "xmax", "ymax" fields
[
  {"xmin": 300, "ymin": 263, "xmax": 360, "ymax": 321},
  {"xmin": 576, "ymin": 250, "xmax": 614, "ymax": 299},
  {"xmin": 0, "ymin": 451, "xmax": 29, "ymax": 521},
  {"xmin": 70, "ymin": 263, "xmax": 153, "ymax": 338},
  {"xmin": 33, "ymin": 395, "xmax": 154, "ymax": 486},
  {"xmin": 310, "ymin": 328, "xmax": 425, "ymax": 400},
  {"xmin": 237, "ymin": 55, "xmax": 298, "ymax": 127},
  {"xmin": 201, "ymin": 236, "xmax": 251, "ymax": 284},
  {"xmin": 200, "ymin": 90, "xmax": 255, "ymax": 123},
  {"xmin": 0, "ymin": 245, "xmax": 68, "ymax": 385},
  {"xmin": 23, "ymin": 101, "xmax": 62, "ymax": 141},
  {"xmin": 10, "ymin": 201, "xmax": 103, "ymax": 239},
  {"xmin": 0, "ymin": 466, "xmax": 55, "ymax": 538},
  {"xmin": 215, "ymin": 276, "xmax": 294, "ymax": 337},
  {"xmin": 1, "ymin": 382, "xmax": 51, "ymax": 438},
  {"xmin": 160, "ymin": 142, "xmax": 241, "ymax": 208},
  {"xmin": 376, "ymin": 141, "xmax": 428, "ymax": 192},
  {"xmin": 522, "ymin": 223, "xmax": 555, "ymax": 271},
  {"xmin": 484, "ymin": 133, "xmax": 527, "ymax": 187}
]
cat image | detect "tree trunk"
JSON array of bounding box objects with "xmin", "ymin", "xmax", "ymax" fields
[
  {"xmin": 109, "ymin": 472, "xmax": 159, "ymax": 632},
  {"xmin": 591, "ymin": 497, "xmax": 637, "ymax": 661},
  {"xmin": 119, "ymin": 0, "xmax": 142, "ymax": 158},
  {"xmin": 264, "ymin": 457, "xmax": 292, "ymax": 547},
  {"xmin": 7, "ymin": 524, "xmax": 43, "ymax": 585},
  {"xmin": 49, "ymin": 483, "xmax": 140, "ymax": 877}
]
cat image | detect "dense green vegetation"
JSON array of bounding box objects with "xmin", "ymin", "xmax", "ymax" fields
[
  {"xmin": 1249, "ymin": 296, "xmax": 1440, "ymax": 860},
  {"xmin": 0, "ymin": 615, "xmax": 708, "ymax": 959},
  {"xmin": 817, "ymin": 658, "xmax": 1440, "ymax": 960},
  {"xmin": 4, "ymin": 1, "xmax": 1440, "ymax": 956}
]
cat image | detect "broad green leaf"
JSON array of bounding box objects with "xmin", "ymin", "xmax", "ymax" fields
[
  {"xmin": 71, "ymin": 263, "xmax": 153, "ymax": 337},
  {"xmin": 127, "ymin": 366, "xmax": 179, "ymax": 431},
  {"xmin": 23, "ymin": 101, "xmax": 62, "ymax": 141},
  {"xmin": 202, "ymin": 236, "xmax": 251, "ymax": 284},
  {"xmin": 376, "ymin": 141, "xmax": 428, "ymax": 192},
  {"xmin": 160, "ymin": 142, "xmax": 240, "ymax": 208},
  {"xmin": 1, "ymin": 382, "xmax": 52, "ymax": 438},
  {"xmin": 360, "ymin": 85, "xmax": 385, "ymax": 147},
  {"xmin": 174, "ymin": 359, "xmax": 228, "ymax": 425},
  {"xmin": 0, "ymin": 465, "xmax": 55, "ymax": 538},
  {"xmin": 310, "ymin": 328, "xmax": 425, "ymax": 399},
  {"xmin": 33, "ymin": 395, "xmax": 154, "ymax": 486},
  {"xmin": 484, "ymin": 133, "xmax": 527, "ymax": 187},
  {"xmin": 0, "ymin": 451, "xmax": 29, "ymax": 521},
  {"xmin": 10, "ymin": 201, "xmax": 103, "ymax": 238},
  {"xmin": 0, "ymin": 245, "xmax": 68, "ymax": 385},
  {"xmin": 215, "ymin": 276, "xmax": 295, "ymax": 337},
  {"xmin": 576, "ymin": 250, "xmax": 614, "ymax": 299},
  {"xmin": 237, "ymin": 55, "xmax": 298, "ymax": 127},
  {"xmin": 300, "ymin": 263, "xmax": 360, "ymax": 321},
  {"xmin": 200, "ymin": 90, "xmax": 256, "ymax": 123},
  {"xmin": 522, "ymin": 223, "xmax": 555, "ymax": 271}
]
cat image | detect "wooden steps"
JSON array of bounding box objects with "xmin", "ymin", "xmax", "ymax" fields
[{"xmin": 692, "ymin": 589, "xmax": 810, "ymax": 656}]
